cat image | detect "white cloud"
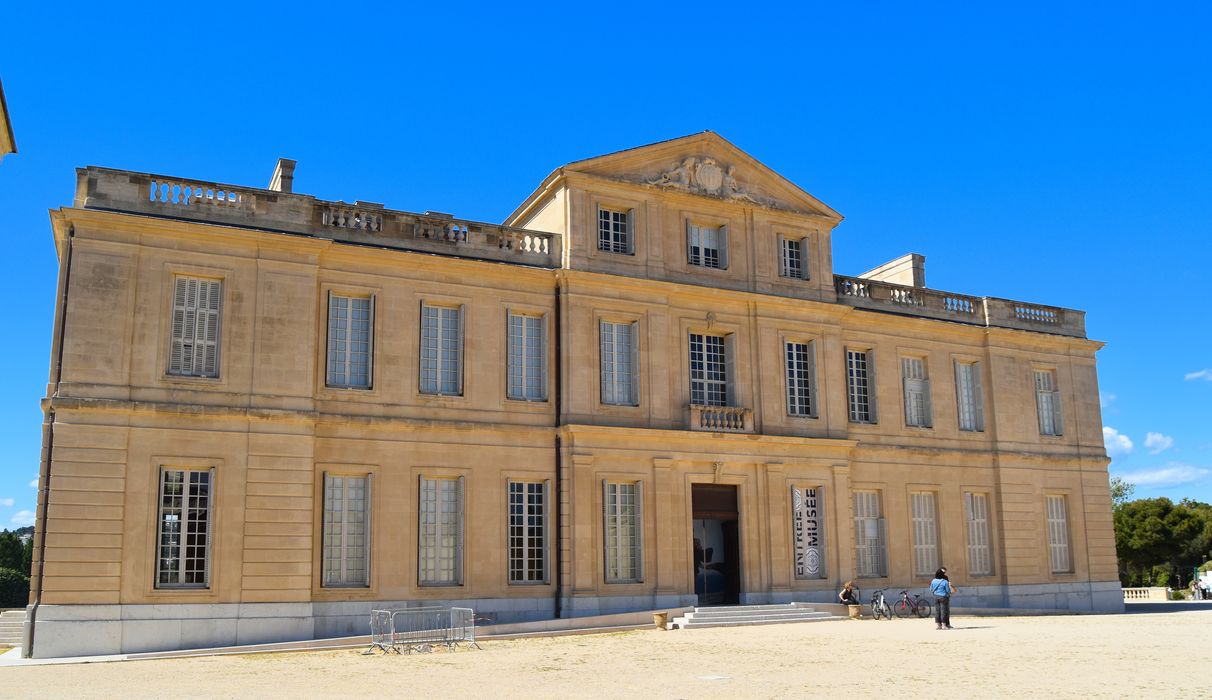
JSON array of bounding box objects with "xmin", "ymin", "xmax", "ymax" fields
[
  {"xmin": 1103, "ymin": 426, "xmax": 1133, "ymax": 457},
  {"xmin": 9, "ymin": 510, "xmax": 34, "ymax": 527},
  {"xmin": 28, "ymin": 479, "xmax": 38, "ymax": 489},
  {"xmin": 0, "ymin": 498, "xmax": 13, "ymax": 508},
  {"xmin": 1144, "ymin": 432, "xmax": 1174, "ymax": 455},
  {"xmin": 1186, "ymin": 369, "xmax": 1212, "ymax": 382},
  {"xmin": 1121, "ymin": 462, "xmax": 1211, "ymax": 488},
  {"xmin": 1100, "ymin": 392, "xmax": 1117, "ymax": 408}
]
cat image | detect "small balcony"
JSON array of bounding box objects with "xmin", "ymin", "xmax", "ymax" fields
[{"xmin": 689, "ymin": 405, "xmax": 754, "ymax": 434}]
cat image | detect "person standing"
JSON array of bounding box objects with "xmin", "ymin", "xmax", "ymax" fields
[{"xmin": 930, "ymin": 567, "xmax": 957, "ymax": 630}]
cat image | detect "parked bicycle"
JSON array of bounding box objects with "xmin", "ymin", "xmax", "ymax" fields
[
  {"xmin": 892, "ymin": 589, "xmax": 933, "ymax": 619},
  {"xmin": 870, "ymin": 589, "xmax": 892, "ymax": 620}
]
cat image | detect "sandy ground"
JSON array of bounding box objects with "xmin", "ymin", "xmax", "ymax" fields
[{"xmin": 4, "ymin": 610, "xmax": 1209, "ymax": 699}]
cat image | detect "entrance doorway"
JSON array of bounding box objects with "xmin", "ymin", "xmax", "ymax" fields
[{"xmin": 691, "ymin": 484, "xmax": 740, "ymax": 605}]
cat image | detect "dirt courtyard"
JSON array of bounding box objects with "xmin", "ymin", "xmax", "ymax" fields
[{"xmin": 5, "ymin": 609, "xmax": 1208, "ymax": 699}]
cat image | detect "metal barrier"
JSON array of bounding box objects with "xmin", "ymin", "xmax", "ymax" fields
[{"xmin": 367, "ymin": 606, "xmax": 480, "ymax": 654}]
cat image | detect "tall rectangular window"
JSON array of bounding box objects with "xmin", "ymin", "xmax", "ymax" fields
[
  {"xmin": 598, "ymin": 208, "xmax": 631, "ymax": 254},
  {"xmin": 600, "ymin": 320, "xmax": 639, "ymax": 406},
  {"xmin": 168, "ymin": 276, "xmax": 222, "ymax": 378},
  {"xmin": 326, "ymin": 294, "xmax": 372, "ymax": 389},
  {"xmin": 955, "ymin": 361, "xmax": 984, "ymax": 432},
  {"xmin": 965, "ymin": 492, "xmax": 992, "ymax": 576},
  {"xmin": 419, "ymin": 476, "xmax": 464, "ymax": 585},
  {"xmin": 156, "ymin": 468, "xmax": 212, "ymax": 588},
  {"xmin": 687, "ymin": 223, "xmax": 726, "ymax": 269},
  {"xmin": 785, "ymin": 341, "xmax": 816, "ymax": 417},
  {"xmin": 910, "ymin": 491, "xmax": 940, "ymax": 576},
  {"xmin": 421, "ymin": 304, "xmax": 463, "ymax": 395},
  {"xmin": 854, "ymin": 490, "xmax": 886, "ymax": 578},
  {"xmin": 323, "ymin": 474, "xmax": 371, "ymax": 587},
  {"xmin": 507, "ymin": 312, "xmax": 546, "ymax": 401},
  {"xmin": 1035, "ymin": 369, "xmax": 1063, "ymax": 436},
  {"xmin": 689, "ymin": 333, "xmax": 728, "ymax": 407},
  {"xmin": 1046, "ymin": 494, "xmax": 1071, "ymax": 573},
  {"xmin": 902, "ymin": 357, "xmax": 932, "ymax": 428},
  {"xmin": 847, "ymin": 349, "xmax": 876, "ymax": 423},
  {"xmin": 779, "ymin": 236, "xmax": 808, "ymax": 280},
  {"xmin": 508, "ymin": 480, "xmax": 548, "ymax": 584},
  {"xmin": 603, "ymin": 481, "xmax": 642, "ymax": 583}
]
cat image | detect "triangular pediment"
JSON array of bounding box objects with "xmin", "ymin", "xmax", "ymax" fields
[{"xmin": 560, "ymin": 131, "xmax": 842, "ymax": 220}]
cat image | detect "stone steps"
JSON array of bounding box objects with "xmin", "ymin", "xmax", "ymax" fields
[
  {"xmin": 672, "ymin": 603, "xmax": 843, "ymax": 630},
  {"xmin": 0, "ymin": 610, "xmax": 25, "ymax": 644}
]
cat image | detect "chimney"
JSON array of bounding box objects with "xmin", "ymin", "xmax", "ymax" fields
[{"xmin": 268, "ymin": 158, "xmax": 296, "ymax": 193}]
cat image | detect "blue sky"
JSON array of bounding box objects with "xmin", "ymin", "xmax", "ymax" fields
[{"xmin": 0, "ymin": 2, "xmax": 1209, "ymax": 526}]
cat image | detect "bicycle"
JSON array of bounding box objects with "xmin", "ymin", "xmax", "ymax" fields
[
  {"xmin": 892, "ymin": 589, "xmax": 933, "ymax": 619},
  {"xmin": 869, "ymin": 589, "xmax": 892, "ymax": 620}
]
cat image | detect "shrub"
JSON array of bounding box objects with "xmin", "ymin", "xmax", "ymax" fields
[{"xmin": 0, "ymin": 568, "xmax": 29, "ymax": 609}]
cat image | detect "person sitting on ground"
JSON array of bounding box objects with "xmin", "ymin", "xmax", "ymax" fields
[{"xmin": 839, "ymin": 580, "xmax": 860, "ymax": 606}]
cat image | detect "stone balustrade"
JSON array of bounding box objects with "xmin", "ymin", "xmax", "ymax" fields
[
  {"xmin": 75, "ymin": 166, "xmax": 562, "ymax": 269},
  {"xmin": 834, "ymin": 275, "xmax": 1086, "ymax": 338},
  {"xmin": 1122, "ymin": 587, "xmax": 1169, "ymax": 601},
  {"xmin": 689, "ymin": 405, "xmax": 754, "ymax": 433}
]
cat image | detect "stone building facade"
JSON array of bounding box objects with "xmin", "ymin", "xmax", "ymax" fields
[{"xmin": 28, "ymin": 132, "xmax": 1120, "ymax": 657}]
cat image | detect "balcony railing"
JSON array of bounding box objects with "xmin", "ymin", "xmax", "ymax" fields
[
  {"xmin": 75, "ymin": 166, "xmax": 563, "ymax": 269},
  {"xmin": 689, "ymin": 405, "xmax": 754, "ymax": 433},
  {"xmin": 834, "ymin": 275, "xmax": 1086, "ymax": 338}
]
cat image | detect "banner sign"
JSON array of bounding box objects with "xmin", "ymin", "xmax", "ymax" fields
[{"xmin": 792, "ymin": 486, "xmax": 825, "ymax": 579}]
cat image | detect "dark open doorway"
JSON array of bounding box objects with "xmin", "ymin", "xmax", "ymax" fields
[{"xmin": 692, "ymin": 483, "xmax": 740, "ymax": 605}]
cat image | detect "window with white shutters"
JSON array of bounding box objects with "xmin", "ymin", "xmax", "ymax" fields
[
  {"xmin": 598, "ymin": 208, "xmax": 632, "ymax": 254},
  {"xmin": 155, "ymin": 467, "xmax": 213, "ymax": 588},
  {"xmin": 603, "ymin": 481, "xmax": 642, "ymax": 583},
  {"xmin": 955, "ymin": 361, "xmax": 984, "ymax": 432},
  {"xmin": 689, "ymin": 333, "xmax": 729, "ymax": 407},
  {"xmin": 323, "ymin": 474, "xmax": 371, "ymax": 587},
  {"xmin": 600, "ymin": 320, "xmax": 639, "ymax": 406},
  {"xmin": 1046, "ymin": 495, "xmax": 1071, "ymax": 573},
  {"xmin": 847, "ymin": 350, "xmax": 876, "ymax": 423},
  {"xmin": 1035, "ymin": 370, "xmax": 1063, "ymax": 436},
  {"xmin": 902, "ymin": 357, "xmax": 932, "ymax": 428},
  {"xmin": 687, "ymin": 223, "xmax": 726, "ymax": 269},
  {"xmin": 421, "ymin": 304, "xmax": 463, "ymax": 395},
  {"xmin": 911, "ymin": 492, "xmax": 940, "ymax": 576},
  {"xmin": 964, "ymin": 492, "xmax": 992, "ymax": 576},
  {"xmin": 508, "ymin": 480, "xmax": 549, "ymax": 584},
  {"xmin": 326, "ymin": 294, "xmax": 373, "ymax": 389},
  {"xmin": 168, "ymin": 276, "xmax": 222, "ymax": 378},
  {"xmin": 785, "ymin": 341, "xmax": 816, "ymax": 417},
  {"xmin": 418, "ymin": 476, "xmax": 464, "ymax": 585},
  {"xmin": 507, "ymin": 312, "xmax": 546, "ymax": 401},
  {"xmin": 853, "ymin": 490, "xmax": 886, "ymax": 578},
  {"xmin": 779, "ymin": 236, "xmax": 809, "ymax": 280}
]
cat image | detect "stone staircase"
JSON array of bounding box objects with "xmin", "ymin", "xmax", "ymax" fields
[
  {"xmin": 0, "ymin": 609, "xmax": 25, "ymax": 645},
  {"xmin": 671, "ymin": 603, "xmax": 841, "ymax": 629}
]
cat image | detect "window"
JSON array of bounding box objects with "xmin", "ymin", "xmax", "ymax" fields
[
  {"xmin": 846, "ymin": 349, "xmax": 876, "ymax": 423},
  {"xmin": 326, "ymin": 294, "xmax": 373, "ymax": 389},
  {"xmin": 598, "ymin": 208, "xmax": 632, "ymax": 254},
  {"xmin": 785, "ymin": 341, "xmax": 816, "ymax": 417},
  {"xmin": 910, "ymin": 492, "xmax": 940, "ymax": 576},
  {"xmin": 955, "ymin": 361, "xmax": 984, "ymax": 432},
  {"xmin": 1035, "ymin": 369, "xmax": 1063, "ymax": 436},
  {"xmin": 600, "ymin": 320, "xmax": 639, "ymax": 406},
  {"xmin": 603, "ymin": 481, "xmax": 642, "ymax": 583},
  {"xmin": 687, "ymin": 223, "xmax": 727, "ymax": 269},
  {"xmin": 689, "ymin": 333, "xmax": 729, "ymax": 407},
  {"xmin": 965, "ymin": 492, "xmax": 992, "ymax": 576},
  {"xmin": 508, "ymin": 480, "xmax": 548, "ymax": 584},
  {"xmin": 853, "ymin": 490, "xmax": 886, "ymax": 578},
  {"xmin": 168, "ymin": 276, "xmax": 222, "ymax": 378},
  {"xmin": 155, "ymin": 468, "xmax": 212, "ymax": 588},
  {"xmin": 779, "ymin": 235, "xmax": 809, "ymax": 280},
  {"xmin": 322, "ymin": 474, "xmax": 371, "ymax": 587},
  {"xmin": 418, "ymin": 476, "xmax": 464, "ymax": 585},
  {"xmin": 507, "ymin": 312, "xmax": 546, "ymax": 401},
  {"xmin": 1046, "ymin": 494, "xmax": 1071, "ymax": 573},
  {"xmin": 420, "ymin": 304, "xmax": 463, "ymax": 395},
  {"xmin": 902, "ymin": 357, "xmax": 932, "ymax": 428}
]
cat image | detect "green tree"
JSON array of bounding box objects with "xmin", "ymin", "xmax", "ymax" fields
[
  {"xmin": 0, "ymin": 533, "xmax": 24, "ymax": 572},
  {"xmin": 1109, "ymin": 476, "xmax": 1135, "ymax": 510},
  {"xmin": 1115, "ymin": 497, "xmax": 1208, "ymax": 586}
]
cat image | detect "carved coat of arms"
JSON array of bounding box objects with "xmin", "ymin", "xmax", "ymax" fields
[{"xmin": 645, "ymin": 156, "xmax": 764, "ymax": 205}]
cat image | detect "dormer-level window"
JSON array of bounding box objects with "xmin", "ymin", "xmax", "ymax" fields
[
  {"xmin": 779, "ymin": 235, "xmax": 809, "ymax": 280},
  {"xmin": 598, "ymin": 208, "xmax": 633, "ymax": 254},
  {"xmin": 687, "ymin": 223, "xmax": 727, "ymax": 269}
]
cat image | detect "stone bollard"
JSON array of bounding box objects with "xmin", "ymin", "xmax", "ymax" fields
[{"xmin": 653, "ymin": 612, "xmax": 669, "ymax": 630}]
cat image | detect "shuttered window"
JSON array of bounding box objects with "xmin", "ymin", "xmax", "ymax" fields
[
  {"xmin": 155, "ymin": 467, "xmax": 213, "ymax": 588},
  {"xmin": 853, "ymin": 490, "xmax": 886, "ymax": 578},
  {"xmin": 326, "ymin": 294, "xmax": 373, "ymax": 389},
  {"xmin": 687, "ymin": 223, "xmax": 727, "ymax": 269},
  {"xmin": 1036, "ymin": 370, "xmax": 1063, "ymax": 436},
  {"xmin": 955, "ymin": 361, "xmax": 984, "ymax": 432},
  {"xmin": 902, "ymin": 357, "xmax": 932, "ymax": 428},
  {"xmin": 168, "ymin": 276, "xmax": 222, "ymax": 378},
  {"xmin": 598, "ymin": 208, "xmax": 632, "ymax": 254},
  {"xmin": 847, "ymin": 350, "xmax": 876, "ymax": 423},
  {"xmin": 603, "ymin": 481, "xmax": 643, "ymax": 583},
  {"xmin": 965, "ymin": 492, "xmax": 992, "ymax": 576},
  {"xmin": 421, "ymin": 304, "xmax": 463, "ymax": 395},
  {"xmin": 911, "ymin": 492, "xmax": 940, "ymax": 576},
  {"xmin": 507, "ymin": 312, "xmax": 547, "ymax": 401},
  {"xmin": 779, "ymin": 235, "xmax": 809, "ymax": 280},
  {"xmin": 689, "ymin": 333, "xmax": 729, "ymax": 407},
  {"xmin": 508, "ymin": 480, "xmax": 549, "ymax": 584},
  {"xmin": 785, "ymin": 341, "xmax": 816, "ymax": 417},
  {"xmin": 418, "ymin": 476, "xmax": 464, "ymax": 585},
  {"xmin": 1046, "ymin": 495, "xmax": 1071, "ymax": 573},
  {"xmin": 600, "ymin": 321, "xmax": 639, "ymax": 406},
  {"xmin": 322, "ymin": 474, "xmax": 371, "ymax": 587}
]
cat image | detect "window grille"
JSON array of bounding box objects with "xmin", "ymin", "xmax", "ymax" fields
[
  {"xmin": 421, "ymin": 304, "xmax": 463, "ymax": 395},
  {"xmin": 598, "ymin": 208, "xmax": 631, "ymax": 254},
  {"xmin": 785, "ymin": 341, "xmax": 816, "ymax": 417},
  {"xmin": 508, "ymin": 480, "xmax": 549, "ymax": 584},
  {"xmin": 156, "ymin": 467, "xmax": 213, "ymax": 588},
  {"xmin": 507, "ymin": 312, "xmax": 546, "ymax": 401},
  {"xmin": 323, "ymin": 473, "xmax": 371, "ymax": 587},
  {"xmin": 687, "ymin": 223, "xmax": 725, "ymax": 269},
  {"xmin": 600, "ymin": 321, "xmax": 639, "ymax": 406},
  {"xmin": 689, "ymin": 333, "xmax": 728, "ymax": 407},
  {"xmin": 847, "ymin": 350, "xmax": 876, "ymax": 423},
  {"xmin": 779, "ymin": 236, "xmax": 808, "ymax": 280},
  {"xmin": 326, "ymin": 294, "xmax": 372, "ymax": 388},
  {"xmin": 419, "ymin": 476, "xmax": 464, "ymax": 585},
  {"xmin": 603, "ymin": 481, "xmax": 642, "ymax": 582}
]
